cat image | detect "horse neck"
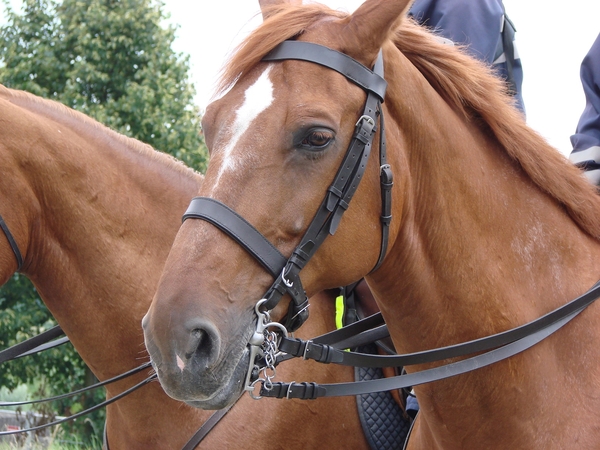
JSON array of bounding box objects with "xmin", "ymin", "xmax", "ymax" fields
[
  {"xmin": 373, "ymin": 50, "xmax": 600, "ymax": 342},
  {"xmin": 11, "ymin": 98, "xmax": 201, "ymax": 380},
  {"xmin": 366, "ymin": 52, "xmax": 600, "ymax": 444}
]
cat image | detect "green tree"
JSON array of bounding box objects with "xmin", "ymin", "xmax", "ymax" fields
[
  {"xmin": 0, "ymin": 0, "xmax": 207, "ymax": 444},
  {"xmin": 0, "ymin": 274, "xmax": 97, "ymax": 443},
  {"xmin": 0, "ymin": 0, "xmax": 207, "ymax": 170}
]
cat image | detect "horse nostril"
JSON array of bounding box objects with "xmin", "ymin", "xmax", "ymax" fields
[
  {"xmin": 182, "ymin": 321, "xmax": 220, "ymax": 370},
  {"xmin": 185, "ymin": 329, "xmax": 212, "ymax": 361}
]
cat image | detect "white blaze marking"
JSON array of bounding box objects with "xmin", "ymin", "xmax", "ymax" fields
[{"xmin": 212, "ymin": 67, "xmax": 274, "ymax": 189}]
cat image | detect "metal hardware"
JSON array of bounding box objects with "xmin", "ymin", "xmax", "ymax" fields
[
  {"xmin": 281, "ymin": 266, "xmax": 293, "ymax": 288},
  {"xmin": 244, "ymin": 299, "xmax": 288, "ymax": 399}
]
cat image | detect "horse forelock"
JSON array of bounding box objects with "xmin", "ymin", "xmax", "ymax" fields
[
  {"xmin": 390, "ymin": 20, "xmax": 600, "ymax": 241},
  {"xmin": 217, "ymin": 3, "xmax": 347, "ymax": 96},
  {"xmin": 0, "ymin": 85, "xmax": 199, "ymax": 180}
]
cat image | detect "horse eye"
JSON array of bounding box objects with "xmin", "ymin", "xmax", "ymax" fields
[{"xmin": 299, "ymin": 129, "xmax": 334, "ymax": 151}]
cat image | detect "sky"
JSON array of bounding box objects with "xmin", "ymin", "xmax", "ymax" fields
[
  {"xmin": 159, "ymin": 0, "xmax": 600, "ymax": 158},
  {"xmin": 2, "ymin": 1, "xmax": 600, "ymax": 157}
]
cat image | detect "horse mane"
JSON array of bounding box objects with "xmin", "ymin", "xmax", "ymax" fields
[
  {"xmin": 220, "ymin": 5, "xmax": 600, "ymax": 240},
  {"xmin": 392, "ymin": 21, "xmax": 600, "ymax": 240},
  {"xmin": 0, "ymin": 84, "xmax": 199, "ymax": 179}
]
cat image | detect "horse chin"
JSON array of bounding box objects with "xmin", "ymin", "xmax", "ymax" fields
[
  {"xmin": 186, "ymin": 347, "xmax": 250, "ymax": 410},
  {"xmin": 156, "ymin": 346, "xmax": 250, "ymax": 410}
]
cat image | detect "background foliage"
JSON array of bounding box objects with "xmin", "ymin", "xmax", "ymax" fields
[{"xmin": 0, "ymin": 0, "xmax": 207, "ymax": 445}]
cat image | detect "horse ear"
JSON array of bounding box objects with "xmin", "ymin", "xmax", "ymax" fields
[
  {"xmin": 259, "ymin": 0, "xmax": 302, "ymax": 20},
  {"xmin": 343, "ymin": 0, "xmax": 413, "ymax": 62}
]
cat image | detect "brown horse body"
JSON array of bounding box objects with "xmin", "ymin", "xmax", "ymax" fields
[
  {"xmin": 0, "ymin": 85, "xmax": 367, "ymax": 449},
  {"xmin": 143, "ymin": 0, "xmax": 600, "ymax": 448}
]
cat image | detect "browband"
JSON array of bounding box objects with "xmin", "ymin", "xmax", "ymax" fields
[{"xmin": 263, "ymin": 41, "xmax": 387, "ymax": 100}]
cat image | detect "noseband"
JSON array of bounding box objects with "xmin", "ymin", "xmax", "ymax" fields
[{"xmin": 182, "ymin": 40, "xmax": 391, "ymax": 391}]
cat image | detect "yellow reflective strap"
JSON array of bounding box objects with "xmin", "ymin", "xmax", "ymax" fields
[{"xmin": 335, "ymin": 294, "xmax": 345, "ymax": 330}]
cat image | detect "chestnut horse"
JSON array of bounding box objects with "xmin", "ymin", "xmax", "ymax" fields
[
  {"xmin": 143, "ymin": 0, "xmax": 600, "ymax": 448},
  {"xmin": 0, "ymin": 85, "xmax": 369, "ymax": 448}
]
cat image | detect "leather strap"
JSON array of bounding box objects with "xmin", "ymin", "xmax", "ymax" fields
[
  {"xmin": 260, "ymin": 45, "xmax": 388, "ymax": 330},
  {"xmin": 183, "ymin": 198, "xmax": 286, "ymax": 278},
  {"xmin": 373, "ymin": 111, "xmax": 392, "ymax": 272},
  {"xmin": 261, "ymin": 302, "xmax": 583, "ymax": 398},
  {"xmin": 105, "ymin": 403, "xmax": 234, "ymax": 450},
  {"xmin": 1, "ymin": 370, "xmax": 155, "ymax": 436},
  {"xmin": 263, "ymin": 41, "xmax": 387, "ymax": 100},
  {"xmin": 0, "ymin": 211, "xmax": 23, "ymax": 271},
  {"xmin": 17, "ymin": 336, "xmax": 69, "ymax": 359},
  {"xmin": 180, "ymin": 403, "xmax": 235, "ymax": 450},
  {"xmin": 0, "ymin": 325, "xmax": 66, "ymax": 363},
  {"xmin": 279, "ymin": 279, "xmax": 600, "ymax": 367}
]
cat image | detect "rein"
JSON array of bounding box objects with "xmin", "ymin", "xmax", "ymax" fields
[
  {"xmin": 0, "ymin": 325, "xmax": 68, "ymax": 363},
  {"xmin": 0, "ymin": 362, "xmax": 155, "ymax": 437},
  {"xmin": 259, "ymin": 280, "xmax": 600, "ymax": 399},
  {"xmin": 0, "ymin": 211, "xmax": 23, "ymax": 271}
]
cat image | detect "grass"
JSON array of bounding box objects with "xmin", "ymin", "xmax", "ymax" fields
[{"xmin": 0, "ymin": 434, "xmax": 102, "ymax": 449}]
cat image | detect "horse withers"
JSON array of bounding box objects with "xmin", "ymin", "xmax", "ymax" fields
[{"xmin": 142, "ymin": 0, "xmax": 600, "ymax": 448}]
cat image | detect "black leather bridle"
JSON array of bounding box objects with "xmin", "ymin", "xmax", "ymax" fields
[
  {"xmin": 183, "ymin": 40, "xmax": 392, "ymax": 333},
  {"xmin": 0, "ymin": 211, "xmax": 23, "ymax": 271}
]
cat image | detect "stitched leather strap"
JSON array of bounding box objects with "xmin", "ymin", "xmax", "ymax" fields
[
  {"xmin": 263, "ymin": 41, "xmax": 387, "ymax": 100},
  {"xmin": 262, "ymin": 303, "xmax": 582, "ymax": 398},
  {"xmin": 279, "ymin": 280, "xmax": 600, "ymax": 367},
  {"xmin": 183, "ymin": 198, "xmax": 286, "ymax": 278},
  {"xmin": 0, "ymin": 212, "xmax": 23, "ymax": 271}
]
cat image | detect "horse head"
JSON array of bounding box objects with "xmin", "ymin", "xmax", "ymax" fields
[{"xmin": 143, "ymin": 0, "xmax": 413, "ymax": 409}]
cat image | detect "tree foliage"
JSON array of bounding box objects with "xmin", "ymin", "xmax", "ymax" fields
[
  {"xmin": 0, "ymin": 0, "xmax": 207, "ymax": 444},
  {"xmin": 0, "ymin": 0, "xmax": 207, "ymax": 170}
]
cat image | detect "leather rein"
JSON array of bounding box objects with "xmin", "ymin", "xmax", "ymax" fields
[
  {"xmin": 0, "ymin": 212, "xmax": 222, "ymax": 448},
  {"xmin": 0, "ymin": 211, "xmax": 23, "ymax": 272},
  {"xmin": 181, "ymin": 40, "xmax": 600, "ymax": 401}
]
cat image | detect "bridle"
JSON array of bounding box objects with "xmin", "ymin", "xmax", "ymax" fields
[
  {"xmin": 183, "ymin": 40, "xmax": 391, "ymax": 332},
  {"xmin": 182, "ymin": 39, "xmax": 392, "ymax": 395},
  {"xmin": 0, "ymin": 211, "xmax": 23, "ymax": 272}
]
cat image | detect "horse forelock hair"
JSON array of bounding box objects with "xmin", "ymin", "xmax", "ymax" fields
[
  {"xmin": 392, "ymin": 20, "xmax": 600, "ymax": 240},
  {"xmin": 0, "ymin": 85, "xmax": 199, "ymax": 179},
  {"xmin": 218, "ymin": 4, "xmax": 347, "ymax": 95}
]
